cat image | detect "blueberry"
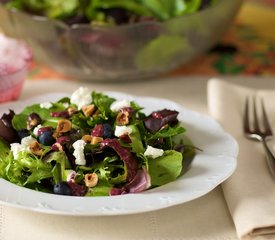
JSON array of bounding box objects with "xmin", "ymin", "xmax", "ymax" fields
[
  {"xmin": 18, "ymin": 129, "xmax": 30, "ymax": 139},
  {"xmin": 102, "ymin": 123, "xmax": 113, "ymax": 138},
  {"xmin": 53, "ymin": 181, "xmax": 72, "ymax": 195},
  {"xmin": 38, "ymin": 131, "xmax": 55, "ymax": 146}
]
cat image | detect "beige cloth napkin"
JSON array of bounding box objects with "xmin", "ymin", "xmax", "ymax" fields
[{"xmin": 208, "ymin": 78, "xmax": 275, "ymax": 240}]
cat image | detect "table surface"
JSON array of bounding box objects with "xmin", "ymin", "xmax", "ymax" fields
[
  {"xmin": 1, "ymin": 1, "xmax": 275, "ymax": 240},
  {"xmin": 3, "ymin": 75, "xmax": 271, "ymax": 240}
]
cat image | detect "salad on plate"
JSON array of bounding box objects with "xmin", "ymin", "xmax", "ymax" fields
[{"xmin": 0, "ymin": 87, "xmax": 196, "ymax": 197}]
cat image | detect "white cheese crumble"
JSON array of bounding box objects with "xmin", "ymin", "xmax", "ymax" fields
[
  {"xmin": 144, "ymin": 145, "xmax": 164, "ymax": 159},
  {"xmin": 10, "ymin": 136, "xmax": 37, "ymax": 160},
  {"xmin": 66, "ymin": 170, "xmax": 77, "ymax": 182},
  {"xmin": 21, "ymin": 136, "xmax": 37, "ymax": 148},
  {"xmin": 71, "ymin": 87, "xmax": 92, "ymax": 110},
  {"xmin": 114, "ymin": 125, "xmax": 132, "ymax": 137},
  {"xmin": 110, "ymin": 99, "xmax": 131, "ymax": 112},
  {"xmin": 40, "ymin": 102, "xmax": 52, "ymax": 109},
  {"xmin": 10, "ymin": 143, "xmax": 24, "ymax": 160},
  {"xmin": 33, "ymin": 124, "xmax": 42, "ymax": 136},
  {"xmin": 72, "ymin": 139, "xmax": 87, "ymax": 165}
]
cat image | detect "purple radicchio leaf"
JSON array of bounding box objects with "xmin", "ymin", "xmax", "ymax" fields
[
  {"xmin": 0, "ymin": 110, "xmax": 19, "ymax": 143},
  {"xmin": 109, "ymin": 167, "xmax": 151, "ymax": 196},
  {"xmin": 50, "ymin": 111, "xmax": 70, "ymax": 118},
  {"xmin": 92, "ymin": 124, "xmax": 104, "ymax": 137},
  {"xmin": 100, "ymin": 138, "xmax": 138, "ymax": 182},
  {"xmin": 143, "ymin": 109, "xmax": 179, "ymax": 133}
]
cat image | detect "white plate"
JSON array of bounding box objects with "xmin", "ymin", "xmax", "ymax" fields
[{"xmin": 0, "ymin": 92, "xmax": 238, "ymax": 216}]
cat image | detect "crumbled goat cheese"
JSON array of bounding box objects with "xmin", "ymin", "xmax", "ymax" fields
[
  {"xmin": 71, "ymin": 87, "xmax": 92, "ymax": 110},
  {"xmin": 114, "ymin": 125, "xmax": 133, "ymax": 137},
  {"xmin": 40, "ymin": 102, "xmax": 52, "ymax": 109},
  {"xmin": 72, "ymin": 139, "xmax": 87, "ymax": 165},
  {"xmin": 144, "ymin": 145, "xmax": 164, "ymax": 159},
  {"xmin": 21, "ymin": 136, "xmax": 37, "ymax": 148},
  {"xmin": 66, "ymin": 170, "xmax": 77, "ymax": 182},
  {"xmin": 10, "ymin": 143, "xmax": 24, "ymax": 160},
  {"xmin": 110, "ymin": 99, "xmax": 131, "ymax": 112},
  {"xmin": 33, "ymin": 124, "xmax": 42, "ymax": 136},
  {"xmin": 10, "ymin": 136, "xmax": 37, "ymax": 160}
]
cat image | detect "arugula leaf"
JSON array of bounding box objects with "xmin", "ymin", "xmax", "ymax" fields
[
  {"xmin": 44, "ymin": 151, "xmax": 71, "ymax": 184},
  {"xmin": 71, "ymin": 111, "xmax": 92, "ymax": 130},
  {"xmin": 101, "ymin": 155, "xmax": 127, "ymax": 184},
  {"xmin": 92, "ymin": 91, "xmax": 116, "ymax": 121},
  {"xmin": 147, "ymin": 125, "xmax": 186, "ymax": 141},
  {"xmin": 128, "ymin": 125, "xmax": 144, "ymax": 155}
]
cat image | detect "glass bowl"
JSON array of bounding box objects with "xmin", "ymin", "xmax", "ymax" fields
[
  {"xmin": 0, "ymin": 34, "xmax": 31, "ymax": 103},
  {"xmin": 0, "ymin": 0, "xmax": 243, "ymax": 82}
]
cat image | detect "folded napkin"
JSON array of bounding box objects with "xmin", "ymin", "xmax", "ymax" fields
[{"xmin": 208, "ymin": 78, "xmax": 275, "ymax": 240}]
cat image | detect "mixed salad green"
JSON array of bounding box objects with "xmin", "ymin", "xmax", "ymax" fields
[
  {"xmin": 0, "ymin": 88, "xmax": 196, "ymax": 196},
  {"xmin": 3, "ymin": 0, "xmax": 218, "ymax": 25}
]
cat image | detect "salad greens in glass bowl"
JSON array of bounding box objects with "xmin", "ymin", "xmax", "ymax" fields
[
  {"xmin": 0, "ymin": 87, "xmax": 196, "ymax": 197},
  {"xmin": 0, "ymin": 0, "xmax": 243, "ymax": 81}
]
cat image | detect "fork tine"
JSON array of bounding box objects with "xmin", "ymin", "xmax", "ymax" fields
[
  {"xmin": 243, "ymin": 96, "xmax": 275, "ymax": 178},
  {"xmin": 252, "ymin": 96, "xmax": 260, "ymax": 132},
  {"xmin": 260, "ymin": 98, "xmax": 273, "ymax": 135},
  {"xmin": 243, "ymin": 97, "xmax": 250, "ymax": 132}
]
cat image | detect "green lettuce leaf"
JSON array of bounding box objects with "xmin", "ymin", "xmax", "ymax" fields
[
  {"xmin": 12, "ymin": 102, "xmax": 66, "ymax": 131},
  {"xmin": 135, "ymin": 34, "xmax": 189, "ymax": 70},
  {"xmin": 147, "ymin": 150, "xmax": 182, "ymax": 186}
]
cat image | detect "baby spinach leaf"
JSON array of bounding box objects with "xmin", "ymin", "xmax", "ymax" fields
[
  {"xmin": 12, "ymin": 102, "xmax": 65, "ymax": 130},
  {"xmin": 148, "ymin": 150, "xmax": 182, "ymax": 186}
]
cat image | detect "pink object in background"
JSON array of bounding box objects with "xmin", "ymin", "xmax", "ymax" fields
[{"xmin": 0, "ymin": 33, "xmax": 32, "ymax": 103}]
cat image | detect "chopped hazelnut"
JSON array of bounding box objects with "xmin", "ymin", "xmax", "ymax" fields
[
  {"xmin": 67, "ymin": 107, "xmax": 77, "ymax": 116},
  {"xmin": 82, "ymin": 135, "xmax": 93, "ymax": 143},
  {"xmin": 56, "ymin": 119, "xmax": 72, "ymax": 133},
  {"xmin": 84, "ymin": 173, "xmax": 98, "ymax": 187},
  {"xmin": 116, "ymin": 111, "xmax": 130, "ymax": 125},
  {"xmin": 82, "ymin": 104, "xmax": 95, "ymax": 117},
  {"xmin": 91, "ymin": 136, "xmax": 103, "ymax": 145},
  {"xmin": 81, "ymin": 135, "xmax": 103, "ymax": 144},
  {"xmin": 29, "ymin": 141, "xmax": 43, "ymax": 156}
]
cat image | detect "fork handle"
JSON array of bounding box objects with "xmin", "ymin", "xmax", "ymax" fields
[{"xmin": 262, "ymin": 139, "xmax": 275, "ymax": 178}]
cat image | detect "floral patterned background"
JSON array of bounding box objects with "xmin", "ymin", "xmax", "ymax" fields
[{"xmin": 28, "ymin": 0, "xmax": 275, "ymax": 80}]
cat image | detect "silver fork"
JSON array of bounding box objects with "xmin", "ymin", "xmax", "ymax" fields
[{"xmin": 243, "ymin": 96, "xmax": 275, "ymax": 178}]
